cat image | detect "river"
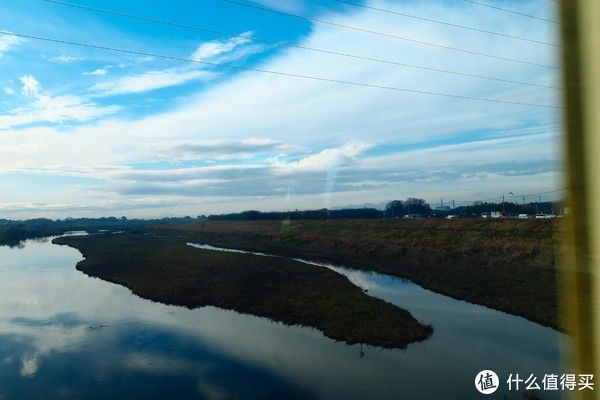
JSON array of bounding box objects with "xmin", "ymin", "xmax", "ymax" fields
[{"xmin": 0, "ymin": 236, "xmax": 565, "ymax": 399}]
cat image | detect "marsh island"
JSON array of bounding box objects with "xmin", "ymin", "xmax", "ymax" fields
[{"xmin": 53, "ymin": 233, "xmax": 433, "ymax": 349}]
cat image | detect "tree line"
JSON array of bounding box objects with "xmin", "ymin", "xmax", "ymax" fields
[
  {"xmin": 1, "ymin": 198, "xmax": 561, "ymax": 246},
  {"xmin": 209, "ymin": 198, "xmax": 562, "ymax": 220}
]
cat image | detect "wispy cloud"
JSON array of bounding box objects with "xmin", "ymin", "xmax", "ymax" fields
[
  {"xmin": 91, "ymin": 68, "xmax": 212, "ymax": 97},
  {"xmin": 106, "ymin": 132, "xmax": 557, "ymax": 200},
  {"xmin": 152, "ymin": 138, "xmax": 295, "ymax": 161},
  {"xmin": 0, "ymin": 95, "xmax": 121, "ymax": 129},
  {"xmin": 49, "ymin": 54, "xmax": 83, "ymax": 64},
  {"xmin": 0, "ymin": 30, "xmax": 22, "ymax": 58},
  {"xmin": 251, "ymin": 0, "xmax": 305, "ymax": 14},
  {"xmin": 191, "ymin": 32, "xmax": 254, "ymax": 62},
  {"xmin": 82, "ymin": 68, "xmax": 108, "ymax": 76},
  {"xmin": 0, "ymin": 75, "xmax": 120, "ymax": 129}
]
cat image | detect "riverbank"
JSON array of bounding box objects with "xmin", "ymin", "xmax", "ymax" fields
[
  {"xmin": 53, "ymin": 233, "xmax": 432, "ymax": 349},
  {"xmin": 156, "ymin": 219, "xmax": 559, "ymax": 329}
]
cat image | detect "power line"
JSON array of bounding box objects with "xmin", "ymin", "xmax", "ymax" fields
[
  {"xmin": 508, "ymin": 188, "xmax": 565, "ymax": 198},
  {"xmin": 461, "ymin": 0, "xmax": 558, "ymax": 24},
  {"xmin": 333, "ymin": 0, "xmax": 557, "ymax": 47},
  {"xmin": 37, "ymin": 0, "xmax": 558, "ymax": 90},
  {"xmin": 0, "ymin": 31, "xmax": 559, "ymax": 109},
  {"xmin": 217, "ymin": 0, "xmax": 558, "ymax": 70},
  {"xmin": 444, "ymin": 195, "xmax": 502, "ymax": 205},
  {"xmin": 454, "ymin": 188, "xmax": 565, "ymax": 204}
]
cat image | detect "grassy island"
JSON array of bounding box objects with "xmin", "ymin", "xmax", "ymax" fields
[{"xmin": 53, "ymin": 233, "xmax": 432, "ymax": 349}]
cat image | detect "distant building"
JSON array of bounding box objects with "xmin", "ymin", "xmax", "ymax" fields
[
  {"xmin": 490, "ymin": 211, "xmax": 503, "ymax": 219},
  {"xmin": 518, "ymin": 214, "xmax": 529, "ymax": 219},
  {"xmin": 535, "ymin": 213, "xmax": 556, "ymax": 219},
  {"xmin": 445, "ymin": 215, "xmax": 457, "ymax": 219}
]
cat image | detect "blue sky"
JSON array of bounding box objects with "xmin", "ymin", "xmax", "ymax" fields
[{"xmin": 0, "ymin": 0, "xmax": 561, "ymax": 218}]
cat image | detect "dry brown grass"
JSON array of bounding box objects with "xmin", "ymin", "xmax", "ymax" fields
[{"xmin": 157, "ymin": 219, "xmax": 558, "ymax": 328}]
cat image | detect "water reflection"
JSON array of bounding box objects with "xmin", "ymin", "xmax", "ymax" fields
[{"xmin": 0, "ymin": 238, "xmax": 564, "ymax": 399}]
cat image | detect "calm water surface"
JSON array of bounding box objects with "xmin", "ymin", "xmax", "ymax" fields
[{"xmin": 0, "ymin": 236, "xmax": 565, "ymax": 399}]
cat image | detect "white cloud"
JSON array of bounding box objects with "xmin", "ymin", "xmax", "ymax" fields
[
  {"xmin": 0, "ymin": 94, "xmax": 121, "ymax": 129},
  {"xmin": 91, "ymin": 68, "xmax": 212, "ymax": 97},
  {"xmin": 19, "ymin": 75, "xmax": 42, "ymax": 97},
  {"xmin": 1, "ymin": 75, "xmax": 120, "ymax": 129},
  {"xmin": 191, "ymin": 32, "xmax": 254, "ymax": 62},
  {"xmin": 273, "ymin": 141, "xmax": 372, "ymax": 173},
  {"xmin": 0, "ymin": 31, "xmax": 22, "ymax": 58},
  {"xmin": 49, "ymin": 55, "xmax": 83, "ymax": 63},
  {"xmin": 82, "ymin": 68, "xmax": 108, "ymax": 76},
  {"xmin": 3, "ymin": 87, "xmax": 15, "ymax": 95}
]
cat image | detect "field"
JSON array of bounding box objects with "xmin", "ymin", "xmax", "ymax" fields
[
  {"xmin": 53, "ymin": 233, "xmax": 432, "ymax": 348},
  {"xmin": 156, "ymin": 218, "xmax": 559, "ymax": 329}
]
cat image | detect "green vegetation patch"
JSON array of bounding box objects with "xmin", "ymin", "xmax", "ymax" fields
[{"xmin": 53, "ymin": 233, "xmax": 432, "ymax": 349}]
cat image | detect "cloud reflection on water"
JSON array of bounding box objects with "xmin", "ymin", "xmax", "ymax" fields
[{"xmin": 0, "ymin": 238, "xmax": 565, "ymax": 400}]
